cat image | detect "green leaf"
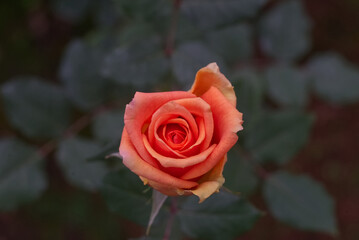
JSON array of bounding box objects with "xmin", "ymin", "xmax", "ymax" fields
[
  {"xmin": 264, "ymin": 171, "xmax": 338, "ymax": 235},
  {"xmin": 94, "ymin": 0, "xmax": 120, "ymax": 27},
  {"xmin": 178, "ymin": 191, "xmax": 261, "ymax": 239},
  {"xmin": 1, "ymin": 77, "xmax": 71, "ymax": 139},
  {"xmin": 86, "ymin": 141, "xmax": 120, "ymax": 162},
  {"xmin": 181, "ymin": 0, "xmax": 269, "ymax": 31},
  {"xmin": 102, "ymin": 37, "xmax": 169, "ymax": 88},
  {"xmin": 130, "ymin": 237, "xmax": 160, "ymax": 240},
  {"xmin": 172, "ymin": 42, "xmax": 225, "ymax": 88},
  {"xmin": 245, "ymin": 111, "xmax": 314, "ymax": 165},
  {"xmin": 223, "ymin": 148, "xmax": 259, "ymax": 196},
  {"xmin": 56, "ymin": 137, "xmax": 109, "ymax": 191},
  {"xmin": 101, "ymin": 168, "xmax": 152, "ymax": 225},
  {"xmin": 92, "ymin": 109, "xmax": 124, "ymax": 142},
  {"xmin": 307, "ymin": 52, "xmax": 359, "ymax": 104},
  {"xmin": 232, "ymin": 68, "xmax": 264, "ymax": 129},
  {"xmin": 206, "ymin": 23, "xmax": 253, "ymax": 64},
  {"xmin": 176, "ymin": 17, "xmax": 202, "ymax": 44},
  {"xmin": 117, "ymin": 0, "xmax": 171, "ymax": 24},
  {"xmin": 0, "ymin": 139, "xmax": 47, "ymax": 211},
  {"xmin": 259, "ymin": 0, "xmax": 311, "ymax": 61},
  {"xmin": 265, "ymin": 64, "xmax": 309, "ymax": 108},
  {"xmin": 59, "ymin": 39, "xmax": 111, "ymax": 110},
  {"xmin": 51, "ymin": 0, "xmax": 91, "ymax": 23},
  {"xmin": 118, "ymin": 22, "xmax": 156, "ymax": 46}
]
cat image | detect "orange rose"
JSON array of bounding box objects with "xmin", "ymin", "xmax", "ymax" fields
[{"xmin": 120, "ymin": 63, "xmax": 243, "ymax": 202}]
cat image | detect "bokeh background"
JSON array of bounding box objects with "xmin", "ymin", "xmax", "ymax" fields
[{"xmin": 0, "ymin": 0, "xmax": 359, "ymax": 239}]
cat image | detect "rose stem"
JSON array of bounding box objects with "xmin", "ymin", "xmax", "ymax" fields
[
  {"xmin": 163, "ymin": 197, "xmax": 178, "ymax": 240},
  {"xmin": 34, "ymin": 100, "xmax": 123, "ymax": 164}
]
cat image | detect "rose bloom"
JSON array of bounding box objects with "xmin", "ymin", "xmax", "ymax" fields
[{"xmin": 119, "ymin": 63, "xmax": 243, "ymax": 202}]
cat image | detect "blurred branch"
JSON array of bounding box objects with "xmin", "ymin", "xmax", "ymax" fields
[
  {"xmin": 165, "ymin": 0, "xmax": 182, "ymax": 57},
  {"xmin": 37, "ymin": 104, "xmax": 118, "ymax": 158}
]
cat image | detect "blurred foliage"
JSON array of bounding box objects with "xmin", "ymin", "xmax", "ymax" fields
[
  {"xmin": 1, "ymin": 0, "xmax": 358, "ymax": 238},
  {"xmin": 264, "ymin": 171, "xmax": 338, "ymax": 235}
]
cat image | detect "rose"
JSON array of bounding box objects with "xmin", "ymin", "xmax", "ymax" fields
[{"xmin": 120, "ymin": 63, "xmax": 243, "ymax": 202}]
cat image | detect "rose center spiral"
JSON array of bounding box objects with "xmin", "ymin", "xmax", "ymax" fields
[{"xmin": 165, "ymin": 123, "xmax": 187, "ymax": 145}]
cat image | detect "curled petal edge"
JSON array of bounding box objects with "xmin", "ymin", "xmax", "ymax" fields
[{"xmin": 189, "ymin": 62, "xmax": 236, "ymax": 107}]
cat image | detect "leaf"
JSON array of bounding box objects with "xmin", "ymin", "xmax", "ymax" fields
[
  {"xmin": 245, "ymin": 111, "xmax": 314, "ymax": 165},
  {"xmin": 176, "ymin": 17, "xmax": 202, "ymax": 44},
  {"xmin": 223, "ymin": 148, "xmax": 259, "ymax": 196},
  {"xmin": 117, "ymin": 0, "xmax": 171, "ymax": 24},
  {"xmin": 259, "ymin": 0, "xmax": 311, "ymax": 61},
  {"xmin": 118, "ymin": 22, "xmax": 156, "ymax": 46},
  {"xmin": 101, "ymin": 37, "xmax": 169, "ymax": 88},
  {"xmin": 51, "ymin": 0, "xmax": 91, "ymax": 23},
  {"xmin": 232, "ymin": 68, "xmax": 264, "ymax": 129},
  {"xmin": 101, "ymin": 168, "xmax": 153, "ymax": 225},
  {"xmin": 172, "ymin": 42, "xmax": 225, "ymax": 88},
  {"xmin": 206, "ymin": 23, "xmax": 253, "ymax": 64},
  {"xmin": 130, "ymin": 237, "xmax": 160, "ymax": 240},
  {"xmin": 94, "ymin": 0, "xmax": 120, "ymax": 27},
  {"xmin": 92, "ymin": 109, "xmax": 124, "ymax": 142},
  {"xmin": 0, "ymin": 139, "xmax": 47, "ymax": 211},
  {"xmin": 86, "ymin": 141, "xmax": 120, "ymax": 162},
  {"xmin": 56, "ymin": 137, "xmax": 109, "ymax": 191},
  {"xmin": 265, "ymin": 64, "xmax": 309, "ymax": 108},
  {"xmin": 59, "ymin": 39, "xmax": 111, "ymax": 110},
  {"xmin": 264, "ymin": 171, "xmax": 338, "ymax": 235},
  {"xmin": 178, "ymin": 191, "xmax": 262, "ymax": 239},
  {"xmin": 181, "ymin": 0, "xmax": 269, "ymax": 31},
  {"xmin": 306, "ymin": 52, "xmax": 359, "ymax": 104},
  {"xmin": 146, "ymin": 190, "xmax": 168, "ymax": 235},
  {"xmin": 1, "ymin": 77, "xmax": 71, "ymax": 139}
]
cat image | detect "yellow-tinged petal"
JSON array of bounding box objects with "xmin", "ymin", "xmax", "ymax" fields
[
  {"xmin": 189, "ymin": 62, "xmax": 236, "ymax": 107},
  {"xmin": 191, "ymin": 178, "xmax": 225, "ymax": 203},
  {"xmin": 191, "ymin": 155, "xmax": 227, "ymax": 203}
]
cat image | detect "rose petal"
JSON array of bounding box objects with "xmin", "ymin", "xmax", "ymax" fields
[
  {"xmin": 148, "ymin": 101, "xmax": 198, "ymax": 157},
  {"xmin": 165, "ymin": 124, "xmax": 187, "ymax": 147},
  {"xmin": 140, "ymin": 177, "xmax": 193, "ymax": 196},
  {"xmin": 161, "ymin": 118, "xmax": 192, "ymax": 151},
  {"xmin": 174, "ymin": 97, "xmax": 214, "ymax": 153},
  {"xmin": 143, "ymin": 133, "xmax": 217, "ymax": 168},
  {"xmin": 151, "ymin": 115, "xmax": 188, "ymax": 158},
  {"xmin": 189, "ymin": 62, "xmax": 237, "ymax": 107},
  {"xmin": 120, "ymin": 129, "xmax": 198, "ymax": 189},
  {"xmin": 191, "ymin": 155, "xmax": 227, "ymax": 203},
  {"xmin": 181, "ymin": 87, "xmax": 243, "ymax": 180},
  {"xmin": 177, "ymin": 117, "xmax": 205, "ymax": 156},
  {"xmin": 125, "ymin": 91, "xmax": 196, "ymax": 167}
]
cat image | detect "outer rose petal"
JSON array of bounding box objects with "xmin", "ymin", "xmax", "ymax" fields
[
  {"xmin": 120, "ymin": 129, "xmax": 198, "ymax": 190},
  {"xmin": 140, "ymin": 177, "xmax": 193, "ymax": 196},
  {"xmin": 140, "ymin": 155, "xmax": 225, "ymax": 199},
  {"xmin": 190, "ymin": 155, "xmax": 227, "ymax": 203},
  {"xmin": 190, "ymin": 62, "xmax": 236, "ymax": 107},
  {"xmin": 181, "ymin": 87, "xmax": 243, "ymax": 180}
]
